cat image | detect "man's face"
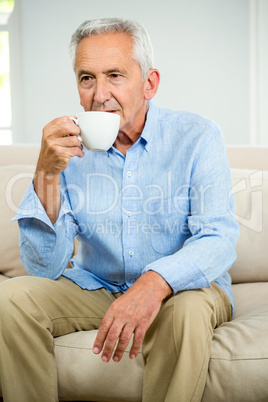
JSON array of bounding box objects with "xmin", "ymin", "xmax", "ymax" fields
[{"xmin": 75, "ymin": 32, "xmax": 149, "ymax": 138}]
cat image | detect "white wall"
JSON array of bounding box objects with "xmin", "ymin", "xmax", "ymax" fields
[{"xmin": 7, "ymin": 0, "xmax": 268, "ymax": 145}]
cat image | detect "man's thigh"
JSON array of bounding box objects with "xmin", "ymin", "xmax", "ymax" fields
[
  {"xmin": 143, "ymin": 282, "xmax": 231, "ymax": 358},
  {"xmin": 0, "ymin": 275, "xmax": 120, "ymax": 337},
  {"xmin": 163, "ymin": 282, "xmax": 231, "ymax": 328}
]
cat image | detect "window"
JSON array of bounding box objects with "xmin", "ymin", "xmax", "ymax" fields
[{"xmin": 0, "ymin": 0, "xmax": 14, "ymax": 145}]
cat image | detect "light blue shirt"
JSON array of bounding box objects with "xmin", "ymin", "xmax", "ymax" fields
[{"xmin": 14, "ymin": 102, "xmax": 239, "ymax": 311}]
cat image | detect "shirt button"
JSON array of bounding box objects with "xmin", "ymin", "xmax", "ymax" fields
[
  {"xmin": 129, "ymin": 251, "xmax": 134, "ymax": 256},
  {"xmin": 130, "ymin": 278, "xmax": 136, "ymax": 284},
  {"xmin": 127, "ymin": 171, "xmax": 132, "ymax": 177},
  {"xmin": 127, "ymin": 211, "xmax": 132, "ymax": 217}
]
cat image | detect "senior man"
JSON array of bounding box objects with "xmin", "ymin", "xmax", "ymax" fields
[{"xmin": 0, "ymin": 17, "xmax": 239, "ymax": 402}]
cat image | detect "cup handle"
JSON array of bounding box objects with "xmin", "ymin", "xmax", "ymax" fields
[
  {"xmin": 69, "ymin": 116, "xmax": 78, "ymax": 125},
  {"xmin": 69, "ymin": 117, "xmax": 82, "ymax": 143}
]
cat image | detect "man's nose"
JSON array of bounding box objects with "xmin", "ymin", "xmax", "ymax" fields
[{"xmin": 93, "ymin": 79, "xmax": 111, "ymax": 104}]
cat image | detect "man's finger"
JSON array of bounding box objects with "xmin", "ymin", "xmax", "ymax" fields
[
  {"xmin": 112, "ymin": 324, "xmax": 134, "ymax": 362},
  {"xmin": 44, "ymin": 116, "xmax": 80, "ymax": 139},
  {"xmin": 93, "ymin": 317, "xmax": 113, "ymax": 356},
  {"xmin": 100, "ymin": 323, "xmax": 123, "ymax": 362},
  {"xmin": 129, "ymin": 327, "xmax": 145, "ymax": 359},
  {"xmin": 55, "ymin": 134, "xmax": 82, "ymax": 149}
]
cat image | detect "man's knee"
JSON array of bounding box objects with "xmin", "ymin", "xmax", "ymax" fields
[
  {"xmin": 163, "ymin": 288, "xmax": 216, "ymax": 327},
  {"xmin": 0, "ymin": 276, "xmax": 41, "ymax": 304},
  {"xmin": 0, "ymin": 277, "xmax": 29, "ymax": 307},
  {"xmin": 0, "ymin": 277, "xmax": 51, "ymax": 329}
]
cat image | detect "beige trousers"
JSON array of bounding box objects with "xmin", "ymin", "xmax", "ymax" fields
[{"xmin": 0, "ymin": 276, "xmax": 231, "ymax": 402}]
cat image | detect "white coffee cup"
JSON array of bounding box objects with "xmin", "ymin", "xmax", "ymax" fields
[{"xmin": 71, "ymin": 111, "xmax": 120, "ymax": 152}]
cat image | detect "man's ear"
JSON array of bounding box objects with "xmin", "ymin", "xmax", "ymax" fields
[{"xmin": 144, "ymin": 69, "xmax": 160, "ymax": 101}]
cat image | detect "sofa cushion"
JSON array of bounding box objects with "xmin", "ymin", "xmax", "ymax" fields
[
  {"xmin": 202, "ymin": 282, "xmax": 268, "ymax": 401},
  {"xmin": 55, "ymin": 331, "xmax": 144, "ymax": 402},
  {"xmin": 229, "ymin": 168, "xmax": 268, "ymax": 283},
  {"xmin": 0, "ymin": 165, "xmax": 35, "ymax": 278},
  {"xmin": 0, "ymin": 145, "xmax": 39, "ymax": 166}
]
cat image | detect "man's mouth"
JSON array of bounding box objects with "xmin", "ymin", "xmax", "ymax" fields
[{"xmin": 91, "ymin": 107, "xmax": 120, "ymax": 114}]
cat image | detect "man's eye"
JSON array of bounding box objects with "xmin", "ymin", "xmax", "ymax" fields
[
  {"xmin": 81, "ymin": 76, "xmax": 92, "ymax": 82},
  {"xmin": 80, "ymin": 75, "xmax": 93, "ymax": 83},
  {"xmin": 110, "ymin": 73, "xmax": 121, "ymax": 78}
]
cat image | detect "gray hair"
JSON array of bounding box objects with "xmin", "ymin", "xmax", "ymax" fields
[{"xmin": 69, "ymin": 17, "xmax": 154, "ymax": 80}]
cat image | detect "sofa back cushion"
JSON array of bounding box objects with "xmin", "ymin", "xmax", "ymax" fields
[
  {"xmin": 0, "ymin": 146, "xmax": 40, "ymax": 278},
  {"xmin": 0, "ymin": 164, "xmax": 35, "ymax": 278},
  {"xmin": 229, "ymin": 168, "xmax": 268, "ymax": 283}
]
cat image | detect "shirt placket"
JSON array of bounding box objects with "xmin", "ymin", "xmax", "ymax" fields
[{"xmin": 121, "ymin": 143, "xmax": 144, "ymax": 288}]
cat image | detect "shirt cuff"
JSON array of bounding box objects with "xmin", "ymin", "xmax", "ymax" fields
[{"xmin": 12, "ymin": 180, "xmax": 76, "ymax": 230}]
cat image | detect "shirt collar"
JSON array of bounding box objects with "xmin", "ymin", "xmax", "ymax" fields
[
  {"xmin": 108, "ymin": 100, "xmax": 159, "ymax": 155},
  {"xmin": 140, "ymin": 101, "xmax": 159, "ymax": 153}
]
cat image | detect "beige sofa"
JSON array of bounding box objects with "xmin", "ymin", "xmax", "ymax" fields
[{"xmin": 0, "ymin": 145, "xmax": 268, "ymax": 402}]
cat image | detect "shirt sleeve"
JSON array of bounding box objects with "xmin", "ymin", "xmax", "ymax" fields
[
  {"xmin": 142, "ymin": 127, "xmax": 240, "ymax": 293},
  {"xmin": 12, "ymin": 174, "xmax": 79, "ymax": 279}
]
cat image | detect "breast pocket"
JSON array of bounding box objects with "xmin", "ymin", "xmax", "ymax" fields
[{"xmin": 149, "ymin": 197, "xmax": 190, "ymax": 255}]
